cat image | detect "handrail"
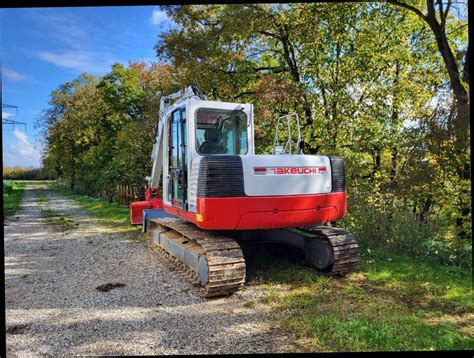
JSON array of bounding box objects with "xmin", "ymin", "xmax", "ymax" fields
[{"xmin": 272, "ymin": 112, "xmax": 301, "ymax": 155}]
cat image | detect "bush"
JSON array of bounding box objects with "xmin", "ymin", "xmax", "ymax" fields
[{"xmin": 342, "ymin": 186, "xmax": 471, "ymax": 268}]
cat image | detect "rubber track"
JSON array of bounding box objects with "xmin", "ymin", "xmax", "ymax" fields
[
  {"xmin": 146, "ymin": 235, "xmax": 204, "ymax": 294},
  {"xmin": 148, "ymin": 217, "xmax": 246, "ymax": 298},
  {"xmin": 299, "ymin": 225, "xmax": 359, "ymax": 275}
]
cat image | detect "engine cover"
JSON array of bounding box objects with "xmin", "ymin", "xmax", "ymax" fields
[{"xmin": 241, "ymin": 154, "xmax": 332, "ymax": 196}]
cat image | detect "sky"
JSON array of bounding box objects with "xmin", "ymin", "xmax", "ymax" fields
[{"xmin": 1, "ymin": 6, "xmax": 174, "ymax": 168}]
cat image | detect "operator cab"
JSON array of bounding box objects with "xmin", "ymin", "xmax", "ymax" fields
[{"xmin": 161, "ymin": 96, "xmax": 254, "ymax": 215}]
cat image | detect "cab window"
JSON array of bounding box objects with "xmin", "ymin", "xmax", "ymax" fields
[{"xmin": 195, "ymin": 108, "xmax": 248, "ymax": 155}]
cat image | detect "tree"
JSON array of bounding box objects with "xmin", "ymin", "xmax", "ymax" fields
[
  {"xmin": 156, "ymin": 3, "xmax": 470, "ymax": 265},
  {"xmin": 39, "ymin": 61, "xmax": 179, "ymax": 199},
  {"xmin": 387, "ymin": 0, "xmax": 469, "ymax": 150},
  {"xmin": 39, "ymin": 74, "xmax": 106, "ymax": 190}
]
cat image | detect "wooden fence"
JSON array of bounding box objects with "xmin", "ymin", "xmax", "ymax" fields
[
  {"xmin": 56, "ymin": 180, "xmax": 145, "ymax": 206},
  {"xmin": 114, "ymin": 185, "xmax": 145, "ymax": 206}
]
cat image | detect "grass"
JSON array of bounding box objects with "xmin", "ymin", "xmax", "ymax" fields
[
  {"xmin": 48, "ymin": 182, "xmax": 140, "ymax": 233},
  {"xmin": 40, "ymin": 208, "xmax": 79, "ymax": 231},
  {"xmin": 34, "ymin": 186, "xmax": 50, "ymax": 204},
  {"xmin": 249, "ymin": 247, "xmax": 474, "ymax": 352},
  {"xmin": 45, "ymin": 180, "xmax": 474, "ymax": 351},
  {"xmin": 3, "ymin": 180, "xmax": 26, "ymax": 218},
  {"xmin": 243, "ymin": 300, "xmax": 256, "ymax": 308}
]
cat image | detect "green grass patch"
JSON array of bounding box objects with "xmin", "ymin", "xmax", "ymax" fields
[
  {"xmin": 250, "ymin": 248, "xmax": 474, "ymax": 352},
  {"xmin": 34, "ymin": 187, "xmax": 50, "ymax": 204},
  {"xmin": 243, "ymin": 300, "xmax": 256, "ymax": 308},
  {"xmin": 3, "ymin": 180, "xmax": 26, "ymax": 218},
  {"xmin": 40, "ymin": 208, "xmax": 79, "ymax": 231},
  {"xmin": 49, "ymin": 182, "xmax": 139, "ymax": 233}
]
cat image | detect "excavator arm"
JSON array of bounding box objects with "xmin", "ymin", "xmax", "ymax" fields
[{"xmin": 149, "ymin": 119, "xmax": 164, "ymax": 190}]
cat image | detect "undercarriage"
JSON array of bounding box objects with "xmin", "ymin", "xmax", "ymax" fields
[{"xmin": 147, "ymin": 217, "xmax": 359, "ymax": 297}]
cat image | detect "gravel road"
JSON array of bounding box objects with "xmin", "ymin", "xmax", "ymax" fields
[{"xmin": 5, "ymin": 183, "xmax": 298, "ymax": 356}]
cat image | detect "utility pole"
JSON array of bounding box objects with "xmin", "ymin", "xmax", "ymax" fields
[
  {"xmin": 2, "ymin": 103, "xmax": 19, "ymax": 115},
  {"xmin": 2, "ymin": 103, "xmax": 27, "ymax": 130}
]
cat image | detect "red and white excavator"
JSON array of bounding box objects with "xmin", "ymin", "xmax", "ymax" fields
[{"xmin": 130, "ymin": 86, "xmax": 359, "ymax": 297}]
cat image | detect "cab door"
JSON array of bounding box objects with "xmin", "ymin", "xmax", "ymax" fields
[{"xmin": 168, "ymin": 107, "xmax": 187, "ymax": 209}]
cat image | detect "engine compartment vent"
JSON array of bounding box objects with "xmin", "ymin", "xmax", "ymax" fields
[
  {"xmin": 197, "ymin": 155, "xmax": 246, "ymax": 197},
  {"xmin": 328, "ymin": 156, "xmax": 345, "ymax": 193}
]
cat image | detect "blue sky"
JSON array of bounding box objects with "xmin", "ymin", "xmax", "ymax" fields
[{"xmin": 2, "ymin": 6, "xmax": 174, "ymax": 168}]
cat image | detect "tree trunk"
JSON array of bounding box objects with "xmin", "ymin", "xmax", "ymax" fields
[
  {"xmin": 390, "ymin": 62, "xmax": 400, "ymax": 189},
  {"xmin": 462, "ymin": 44, "xmax": 469, "ymax": 85},
  {"xmin": 426, "ymin": 18, "xmax": 469, "ymax": 149},
  {"xmin": 70, "ymin": 161, "xmax": 76, "ymax": 191},
  {"xmin": 389, "ymin": 0, "xmax": 470, "ymax": 240},
  {"xmin": 70, "ymin": 174, "xmax": 75, "ymax": 191},
  {"xmin": 370, "ymin": 148, "xmax": 381, "ymax": 180},
  {"xmin": 388, "ymin": 0, "xmax": 470, "ymax": 148},
  {"xmin": 418, "ymin": 196, "xmax": 433, "ymax": 223},
  {"xmin": 55, "ymin": 161, "xmax": 63, "ymax": 179}
]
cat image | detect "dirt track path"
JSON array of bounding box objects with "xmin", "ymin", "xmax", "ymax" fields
[{"xmin": 5, "ymin": 183, "xmax": 297, "ymax": 355}]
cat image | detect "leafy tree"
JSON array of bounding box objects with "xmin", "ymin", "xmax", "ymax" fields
[
  {"xmin": 39, "ymin": 62, "xmax": 178, "ymax": 199},
  {"xmin": 156, "ymin": 3, "xmax": 470, "ymax": 265},
  {"xmin": 38, "ymin": 3, "xmax": 469, "ymax": 267},
  {"xmin": 39, "ymin": 74, "xmax": 106, "ymax": 190}
]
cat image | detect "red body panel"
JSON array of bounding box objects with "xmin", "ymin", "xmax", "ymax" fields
[
  {"xmin": 194, "ymin": 192, "xmax": 347, "ymax": 230},
  {"xmin": 129, "ymin": 187, "xmax": 163, "ymax": 225},
  {"xmin": 131, "ymin": 188, "xmax": 347, "ymax": 230},
  {"xmin": 163, "ymin": 204, "xmax": 197, "ymax": 224}
]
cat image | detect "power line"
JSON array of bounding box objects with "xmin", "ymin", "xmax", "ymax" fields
[
  {"xmin": 2, "ymin": 103, "xmax": 19, "ymax": 115},
  {"xmin": 2, "ymin": 103, "xmax": 27, "ymax": 130},
  {"xmin": 2, "ymin": 118, "xmax": 27, "ymax": 130}
]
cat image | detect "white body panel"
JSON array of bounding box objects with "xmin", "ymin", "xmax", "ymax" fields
[
  {"xmin": 162, "ymin": 111, "xmax": 172, "ymax": 206},
  {"xmin": 188, "ymin": 156, "xmax": 202, "ymax": 212},
  {"xmin": 241, "ymin": 155, "xmax": 332, "ymax": 196}
]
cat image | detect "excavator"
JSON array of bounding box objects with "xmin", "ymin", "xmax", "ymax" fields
[{"xmin": 130, "ymin": 85, "xmax": 359, "ymax": 297}]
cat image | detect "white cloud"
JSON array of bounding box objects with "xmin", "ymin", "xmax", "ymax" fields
[
  {"xmin": 152, "ymin": 9, "xmax": 169, "ymax": 25},
  {"xmin": 3, "ymin": 68, "xmax": 29, "ymax": 82},
  {"xmin": 27, "ymin": 10, "xmax": 89, "ymax": 50},
  {"xmin": 37, "ymin": 50, "xmax": 90, "ymax": 69},
  {"xmin": 2, "ymin": 128, "xmax": 42, "ymax": 168},
  {"xmin": 28, "ymin": 10, "xmax": 121, "ymax": 75},
  {"xmin": 2, "ymin": 112, "xmax": 14, "ymax": 119},
  {"xmin": 13, "ymin": 128, "xmax": 30, "ymax": 145},
  {"xmin": 36, "ymin": 50, "xmax": 117, "ymax": 74}
]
